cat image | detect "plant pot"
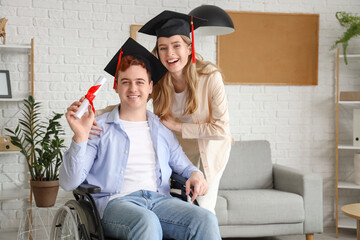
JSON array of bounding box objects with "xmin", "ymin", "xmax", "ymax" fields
[{"xmin": 30, "ymin": 180, "xmax": 59, "ymax": 207}]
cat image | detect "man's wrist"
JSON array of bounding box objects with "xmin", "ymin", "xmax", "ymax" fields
[{"xmin": 73, "ymin": 134, "xmax": 88, "ymax": 143}]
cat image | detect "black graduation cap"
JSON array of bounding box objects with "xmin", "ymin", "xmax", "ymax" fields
[
  {"xmin": 104, "ymin": 37, "xmax": 167, "ymax": 89},
  {"xmin": 138, "ymin": 10, "xmax": 207, "ymax": 63},
  {"xmin": 138, "ymin": 10, "xmax": 207, "ymax": 38}
]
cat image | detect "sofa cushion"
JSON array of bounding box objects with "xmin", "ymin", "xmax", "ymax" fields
[
  {"xmin": 219, "ymin": 140, "xmax": 273, "ymax": 190},
  {"xmin": 215, "ymin": 189, "xmax": 304, "ymax": 225}
]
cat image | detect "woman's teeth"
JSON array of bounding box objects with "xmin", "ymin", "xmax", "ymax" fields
[{"xmin": 168, "ymin": 59, "xmax": 178, "ymax": 63}]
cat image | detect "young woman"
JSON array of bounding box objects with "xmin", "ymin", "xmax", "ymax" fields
[
  {"xmin": 139, "ymin": 11, "xmax": 232, "ymax": 215},
  {"xmin": 96, "ymin": 10, "xmax": 232, "ymax": 215}
]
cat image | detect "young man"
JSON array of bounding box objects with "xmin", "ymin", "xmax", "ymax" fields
[{"xmin": 59, "ymin": 38, "xmax": 221, "ymax": 240}]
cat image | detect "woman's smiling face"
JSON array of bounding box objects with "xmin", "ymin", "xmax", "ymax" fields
[{"xmin": 157, "ymin": 35, "xmax": 191, "ymax": 75}]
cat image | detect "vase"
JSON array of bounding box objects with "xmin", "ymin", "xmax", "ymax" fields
[
  {"xmin": 30, "ymin": 180, "xmax": 59, "ymax": 207},
  {"xmin": 354, "ymin": 154, "xmax": 360, "ymax": 185}
]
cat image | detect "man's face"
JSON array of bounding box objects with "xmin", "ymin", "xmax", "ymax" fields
[{"xmin": 115, "ymin": 65, "xmax": 153, "ymax": 111}]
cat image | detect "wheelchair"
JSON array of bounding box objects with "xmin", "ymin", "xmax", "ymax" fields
[{"xmin": 50, "ymin": 173, "xmax": 197, "ymax": 240}]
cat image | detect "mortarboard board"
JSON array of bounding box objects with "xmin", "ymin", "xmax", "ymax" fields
[
  {"xmin": 104, "ymin": 37, "xmax": 168, "ymax": 89},
  {"xmin": 138, "ymin": 10, "xmax": 207, "ymax": 63},
  {"xmin": 138, "ymin": 10, "xmax": 206, "ymax": 38}
]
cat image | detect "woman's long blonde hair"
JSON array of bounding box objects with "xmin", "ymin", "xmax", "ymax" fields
[{"xmin": 152, "ymin": 35, "xmax": 220, "ymax": 120}]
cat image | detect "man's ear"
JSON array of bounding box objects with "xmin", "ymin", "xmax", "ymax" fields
[{"xmin": 114, "ymin": 81, "xmax": 118, "ymax": 93}]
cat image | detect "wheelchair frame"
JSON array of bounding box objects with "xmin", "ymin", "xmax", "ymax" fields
[{"xmin": 50, "ymin": 173, "xmax": 197, "ymax": 240}]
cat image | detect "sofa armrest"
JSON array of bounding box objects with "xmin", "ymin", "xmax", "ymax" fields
[{"xmin": 273, "ymin": 164, "xmax": 323, "ymax": 234}]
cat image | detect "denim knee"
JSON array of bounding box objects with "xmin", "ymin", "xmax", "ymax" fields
[
  {"xmin": 102, "ymin": 205, "xmax": 163, "ymax": 239},
  {"xmin": 135, "ymin": 210, "xmax": 163, "ymax": 237},
  {"xmin": 193, "ymin": 209, "xmax": 221, "ymax": 239}
]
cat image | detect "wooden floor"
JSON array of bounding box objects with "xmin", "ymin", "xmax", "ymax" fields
[{"xmin": 223, "ymin": 228, "xmax": 357, "ymax": 240}]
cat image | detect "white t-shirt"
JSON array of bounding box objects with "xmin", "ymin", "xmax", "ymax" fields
[
  {"xmin": 110, "ymin": 119, "xmax": 157, "ymax": 200},
  {"xmin": 173, "ymin": 89, "xmax": 193, "ymax": 123}
]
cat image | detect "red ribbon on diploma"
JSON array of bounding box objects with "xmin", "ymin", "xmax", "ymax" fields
[{"xmin": 85, "ymin": 85, "xmax": 101, "ymax": 113}]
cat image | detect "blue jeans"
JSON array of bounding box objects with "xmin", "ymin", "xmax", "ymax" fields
[{"xmin": 101, "ymin": 190, "xmax": 221, "ymax": 240}]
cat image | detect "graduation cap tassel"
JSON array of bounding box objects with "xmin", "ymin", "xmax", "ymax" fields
[
  {"xmin": 113, "ymin": 49, "xmax": 123, "ymax": 89},
  {"xmin": 191, "ymin": 16, "xmax": 195, "ymax": 64}
]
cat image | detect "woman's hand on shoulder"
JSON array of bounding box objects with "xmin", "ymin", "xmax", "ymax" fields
[
  {"xmin": 89, "ymin": 119, "xmax": 102, "ymax": 140},
  {"xmin": 160, "ymin": 116, "xmax": 182, "ymax": 133}
]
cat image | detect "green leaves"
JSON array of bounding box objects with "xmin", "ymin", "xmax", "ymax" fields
[
  {"xmin": 332, "ymin": 12, "xmax": 360, "ymax": 64},
  {"xmin": 5, "ymin": 96, "xmax": 65, "ymax": 181}
]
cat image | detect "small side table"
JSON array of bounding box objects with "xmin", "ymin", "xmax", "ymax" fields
[
  {"xmin": 17, "ymin": 206, "xmax": 58, "ymax": 240},
  {"xmin": 341, "ymin": 203, "xmax": 360, "ymax": 240}
]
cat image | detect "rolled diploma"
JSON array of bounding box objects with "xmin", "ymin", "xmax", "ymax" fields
[{"xmin": 75, "ymin": 76, "xmax": 107, "ymax": 119}]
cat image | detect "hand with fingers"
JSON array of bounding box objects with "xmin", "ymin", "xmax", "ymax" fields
[
  {"xmin": 89, "ymin": 119, "xmax": 102, "ymax": 139},
  {"xmin": 185, "ymin": 171, "xmax": 208, "ymax": 203},
  {"xmin": 66, "ymin": 97, "xmax": 96, "ymax": 143},
  {"xmin": 160, "ymin": 116, "xmax": 182, "ymax": 133}
]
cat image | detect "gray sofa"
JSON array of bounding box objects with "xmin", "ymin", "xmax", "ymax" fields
[{"xmin": 215, "ymin": 140, "xmax": 323, "ymax": 239}]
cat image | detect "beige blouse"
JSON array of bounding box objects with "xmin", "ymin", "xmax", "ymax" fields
[{"xmin": 179, "ymin": 66, "xmax": 232, "ymax": 181}]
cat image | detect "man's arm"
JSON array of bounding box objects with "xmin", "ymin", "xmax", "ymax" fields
[
  {"xmin": 165, "ymin": 126, "xmax": 208, "ymax": 201},
  {"xmin": 60, "ymin": 98, "xmax": 97, "ymax": 191}
]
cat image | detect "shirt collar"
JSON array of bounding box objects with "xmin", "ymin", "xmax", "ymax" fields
[{"xmin": 105, "ymin": 104, "xmax": 157, "ymax": 125}]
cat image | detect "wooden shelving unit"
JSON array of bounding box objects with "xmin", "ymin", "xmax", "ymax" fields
[
  {"xmin": 335, "ymin": 49, "xmax": 360, "ymax": 236},
  {"xmin": 0, "ymin": 40, "xmax": 34, "ymax": 196},
  {"xmin": 0, "ymin": 39, "xmax": 34, "ymax": 239}
]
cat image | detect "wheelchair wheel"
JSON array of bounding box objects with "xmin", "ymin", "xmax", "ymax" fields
[{"xmin": 50, "ymin": 200, "xmax": 89, "ymax": 239}]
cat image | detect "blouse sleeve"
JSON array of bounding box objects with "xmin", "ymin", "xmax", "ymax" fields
[
  {"xmin": 181, "ymin": 71, "xmax": 230, "ymax": 140},
  {"xmin": 95, "ymin": 104, "xmax": 117, "ymax": 117}
]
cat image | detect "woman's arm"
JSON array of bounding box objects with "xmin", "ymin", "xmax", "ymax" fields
[{"xmin": 182, "ymin": 71, "xmax": 231, "ymax": 140}]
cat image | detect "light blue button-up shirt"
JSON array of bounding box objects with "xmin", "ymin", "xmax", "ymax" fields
[{"xmin": 59, "ymin": 105, "xmax": 200, "ymax": 218}]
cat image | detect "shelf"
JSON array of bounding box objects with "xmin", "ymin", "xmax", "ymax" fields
[
  {"xmin": 338, "ymin": 144, "xmax": 360, "ymax": 150},
  {"xmin": 0, "ymin": 189, "xmax": 29, "ymax": 200},
  {"xmin": 338, "ymin": 181, "xmax": 360, "ymax": 189},
  {"xmin": 0, "ymin": 44, "xmax": 31, "ymax": 49},
  {"xmin": 338, "ymin": 215, "xmax": 357, "ymax": 229},
  {"xmin": 339, "ymin": 101, "xmax": 360, "ymax": 105},
  {"xmin": 0, "ymin": 151, "xmax": 20, "ymax": 155},
  {"xmin": 0, "ymin": 98, "xmax": 24, "ymax": 102},
  {"xmin": 340, "ymin": 54, "xmax": 360, "ymax": 58}
]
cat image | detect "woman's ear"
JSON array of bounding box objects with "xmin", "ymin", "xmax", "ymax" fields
[
  {"xmin": 149, "ymin": 80, "xmax": 153, "ymax": 94},
  {"xmin": 187, "ymin": 44, "xmax": 192, "ymax": 56}
]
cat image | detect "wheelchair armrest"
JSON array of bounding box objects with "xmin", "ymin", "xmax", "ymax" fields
[
  {"xmin": 77, "ymin": 183, "xmax": 101, "ymax": 194},
  {"xmin": 170, "ymin": 172, "xmax": 188, "ymax": 188},
  {"xmin": 170, "ymin": 172, "xmax": 198, "ymax": 206}
]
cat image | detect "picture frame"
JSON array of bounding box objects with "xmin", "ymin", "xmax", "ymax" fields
[
  {"xmin": 130, "ymin": 25, "xmax": 142, "ymax": 40},
  {"xmin": 0, "ymin": 70, "xmax": 12, "ymax": 98}
]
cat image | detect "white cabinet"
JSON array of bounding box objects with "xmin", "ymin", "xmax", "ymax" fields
[{"xmin": 335, "ymin": 49, "xmax": 360, "ymax": 236}]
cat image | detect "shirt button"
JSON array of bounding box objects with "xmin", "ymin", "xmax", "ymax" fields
[
  {"xmin": 121, "ymin": 170, "xmax": 124, "ymax": 175},
  {"xmin": 125, "ymin": 150, "xmax": 128, "ymax": 154}
]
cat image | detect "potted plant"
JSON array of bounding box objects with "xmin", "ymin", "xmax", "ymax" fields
[
  {"xmin": 332, "ymin": 11, "xmax": 360, "ymax": 64},
  {"xmin": 5, "ymin": 96, "xmax": 66, "ymax": 207}
]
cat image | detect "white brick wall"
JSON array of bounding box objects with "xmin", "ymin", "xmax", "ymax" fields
[{"xmin": 0, "ymin": 0, "xmax": 359, "ymax": 232}]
